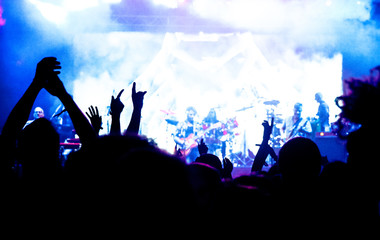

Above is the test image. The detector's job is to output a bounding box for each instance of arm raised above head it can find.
[126,82,147,135]
[2,57,61,139]
[43,60,97,147]
[110,89,124,136]
[1,57,61,174]
[251,118,275,172]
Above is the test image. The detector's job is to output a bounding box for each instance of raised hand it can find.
[42,57,97,146]
[33,57,61,89]
[86,105,103,136]
[222,157,233,179]
[126,82,147,135]
[131,82,147,110]
[197,138,208,156]
[110,89,124,116]
[2,57,62,140]
[110,89,124,136]
[262,117,274,142]
[251,117,274,172]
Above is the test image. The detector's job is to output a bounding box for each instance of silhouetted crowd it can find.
[1,57,379,236]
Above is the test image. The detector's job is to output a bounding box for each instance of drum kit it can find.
[161,99,285,166]
[162,108,240,159]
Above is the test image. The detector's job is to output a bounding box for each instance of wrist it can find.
[111,112,121,118]
[30,79,44,91]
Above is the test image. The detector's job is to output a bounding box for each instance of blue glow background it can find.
[1,0,380,153]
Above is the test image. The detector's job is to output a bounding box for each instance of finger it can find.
[117,89,124,99]
[46,58,60,68]
[41,57,57,65]
[85,112,91,119]
[271,117,274,126]
[132,82,136,95]
[45,56,57,61]
[95,106,99,116]
[90,106,95,116]
[53,65,62,70]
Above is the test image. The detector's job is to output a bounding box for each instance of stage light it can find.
[28,0,122,25]
[28,0,68,25]
[28,0,99,24]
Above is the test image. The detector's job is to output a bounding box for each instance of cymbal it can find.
[263,100,280,106]
[160,109,175,115]
[165,119,179,126]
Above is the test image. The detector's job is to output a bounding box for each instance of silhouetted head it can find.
[278,137,322,184]
[346,126,380,198]
[17,118,60,178]
[64,134,154,182]
[194,153,222,173]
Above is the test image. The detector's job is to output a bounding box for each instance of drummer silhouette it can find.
[201,108,225,158]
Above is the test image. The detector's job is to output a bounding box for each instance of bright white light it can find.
[153,0,182,9]
[62,0,99,11]
[28,0,67,25]
[72,32,343,154]
[28,0,119,25]
[191,0,372,33]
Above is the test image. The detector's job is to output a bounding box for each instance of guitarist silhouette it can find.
[173,106,203,163]
[282,102,313,141]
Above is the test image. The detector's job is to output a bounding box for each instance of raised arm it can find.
[2,57,60,140]
[44,67,97,147]
[86,105,103,136]
[126,82,147,135]
[110,89,124,136]
[251,118,274,172]
[197,138,208,156]
[1,57,60,177]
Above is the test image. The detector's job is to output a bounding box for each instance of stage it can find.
[1,0,380,160]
